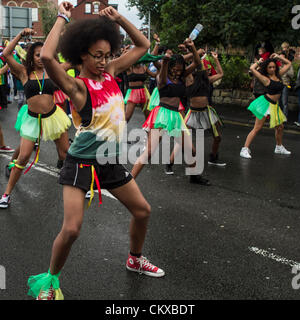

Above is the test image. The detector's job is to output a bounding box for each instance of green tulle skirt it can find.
[148,87,160,111]
[143,105,189,137]
[248,95,286,128]
[15,104,71,141]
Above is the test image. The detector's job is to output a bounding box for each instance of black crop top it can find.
[127,72,148,82]
[159,78,186,99]
[265,79,284,95]
[186,83,210,98]
[23,78,58,100]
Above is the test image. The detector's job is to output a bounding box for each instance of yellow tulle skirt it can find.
[15,104,71,141]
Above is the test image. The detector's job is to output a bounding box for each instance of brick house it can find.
[70,0,108,20]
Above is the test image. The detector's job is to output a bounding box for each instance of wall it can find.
[212,89,299,111]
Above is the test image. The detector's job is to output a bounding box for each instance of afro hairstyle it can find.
[59,16,121,66]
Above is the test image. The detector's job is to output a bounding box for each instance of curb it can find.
[221,117,300,135]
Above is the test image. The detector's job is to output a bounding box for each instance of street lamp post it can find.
[148,11,151,52]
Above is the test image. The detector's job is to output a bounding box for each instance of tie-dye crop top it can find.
[68,72,125,159]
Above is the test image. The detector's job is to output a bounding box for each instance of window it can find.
[93,3,99,14]
[85,3,91,14]
[32,8,38,22]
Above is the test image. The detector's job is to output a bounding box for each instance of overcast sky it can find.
[109,0,145,29]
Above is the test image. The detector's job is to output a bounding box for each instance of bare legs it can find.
[0,125,5,147]
[4,131,69,195]
[109,180,151,254]
[244,117,284,148]
[131,129,162,179]
[50,186,86,275]
[50,179,151,275]
[4,137,35,195]
[54,131,69,161]
[275,124,284,146]
[125,101,136,122]
[126,100,150,123]
[211,124,222,157]
[244,117,266,148]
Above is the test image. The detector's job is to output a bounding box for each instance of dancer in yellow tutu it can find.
[0,28,71,209]
[240,53,292,159]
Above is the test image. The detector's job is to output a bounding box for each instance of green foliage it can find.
[128,0,299,50]
[291,61,300,88]
[40,2,58,38]
[216,55,252,90]
[127,0,168,32]
[33,0,57,39]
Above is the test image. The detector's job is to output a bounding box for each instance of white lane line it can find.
[0,154,117,200]
[249,246,300,268]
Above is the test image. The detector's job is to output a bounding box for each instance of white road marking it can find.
[249,246,300,268]
[0,154,117,200]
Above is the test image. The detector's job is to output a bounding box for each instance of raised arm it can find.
[250,58,270,87]
[40,2,81,102]
[2,29,32,83]
[151,34,161,56]
[151,37,162,70]
[184,39,201,77]
[157,52,171,89]
[208,52,224,83]
[183,47,204,62]
[272,53,292,77]
[103,7,150,77]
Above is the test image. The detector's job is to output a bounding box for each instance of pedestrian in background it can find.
[294,66,300,127]
[279,42,295,120]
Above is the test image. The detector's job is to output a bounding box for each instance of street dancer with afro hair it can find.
[27,2,165,300]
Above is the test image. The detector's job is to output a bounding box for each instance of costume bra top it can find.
[265,79,285,95]
[159,78,186,99]
[23,78,57,100]
[127,72,148,82]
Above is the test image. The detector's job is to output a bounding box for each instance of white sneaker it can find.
[274,145,291,155]
[240,147,252,159]
[294,121,300,127]
[0,194,11,209]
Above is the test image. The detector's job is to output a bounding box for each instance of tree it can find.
[128,0,299,51]
[127,0,168,31]
[36,0,58,38]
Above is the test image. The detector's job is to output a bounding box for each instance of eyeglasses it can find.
[88,51,112,62]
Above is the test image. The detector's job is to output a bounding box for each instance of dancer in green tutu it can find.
[240,53,292,159]
[0,29,71,209]
[131,38,201,179]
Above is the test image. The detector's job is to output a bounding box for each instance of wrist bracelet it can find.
[57,13,70,23]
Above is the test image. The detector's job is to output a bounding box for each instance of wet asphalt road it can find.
[0,102,299,300]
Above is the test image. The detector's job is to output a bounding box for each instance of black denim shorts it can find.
[59,154,133,192]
